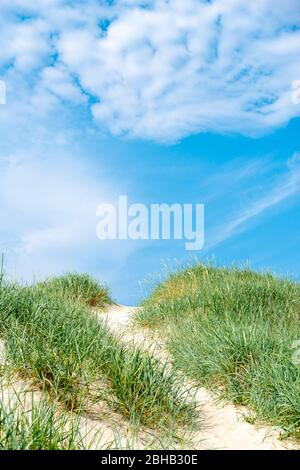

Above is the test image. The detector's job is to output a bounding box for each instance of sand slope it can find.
[0,305,297,450]
[99,304,296,450]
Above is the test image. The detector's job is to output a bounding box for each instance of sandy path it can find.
[99,304,296,450]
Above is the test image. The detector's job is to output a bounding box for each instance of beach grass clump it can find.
[39,272,111,308]
[0,274,195,433]
[135,262,300,439]
[0,395,85,450]
[103,343,195,428]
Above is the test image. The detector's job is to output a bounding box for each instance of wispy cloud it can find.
[207,153,300,249]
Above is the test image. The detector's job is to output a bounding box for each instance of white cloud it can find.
[0,0,299,141]
[19,225,76,254]
[39,64,88,104]
[0,152,137,283]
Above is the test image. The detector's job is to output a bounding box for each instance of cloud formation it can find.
[0,0,300,141]
[0,150,126,282]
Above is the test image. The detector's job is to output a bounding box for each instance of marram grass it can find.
[0,391,85,450]
[0,273,195,439]
[37,272,111,307]
[135,263,300,440]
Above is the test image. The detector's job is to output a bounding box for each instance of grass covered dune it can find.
[0,389,85,450]
[135,263,300,440]
[0,272,195,448]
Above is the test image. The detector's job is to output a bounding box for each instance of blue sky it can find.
[0,0,300,304]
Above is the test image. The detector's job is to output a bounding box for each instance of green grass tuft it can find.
[135,262,300,440]
[39,272,111,308]
[0,384,85,450]
[0,274,195,435]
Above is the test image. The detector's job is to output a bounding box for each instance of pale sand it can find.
[98,304,297,450]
